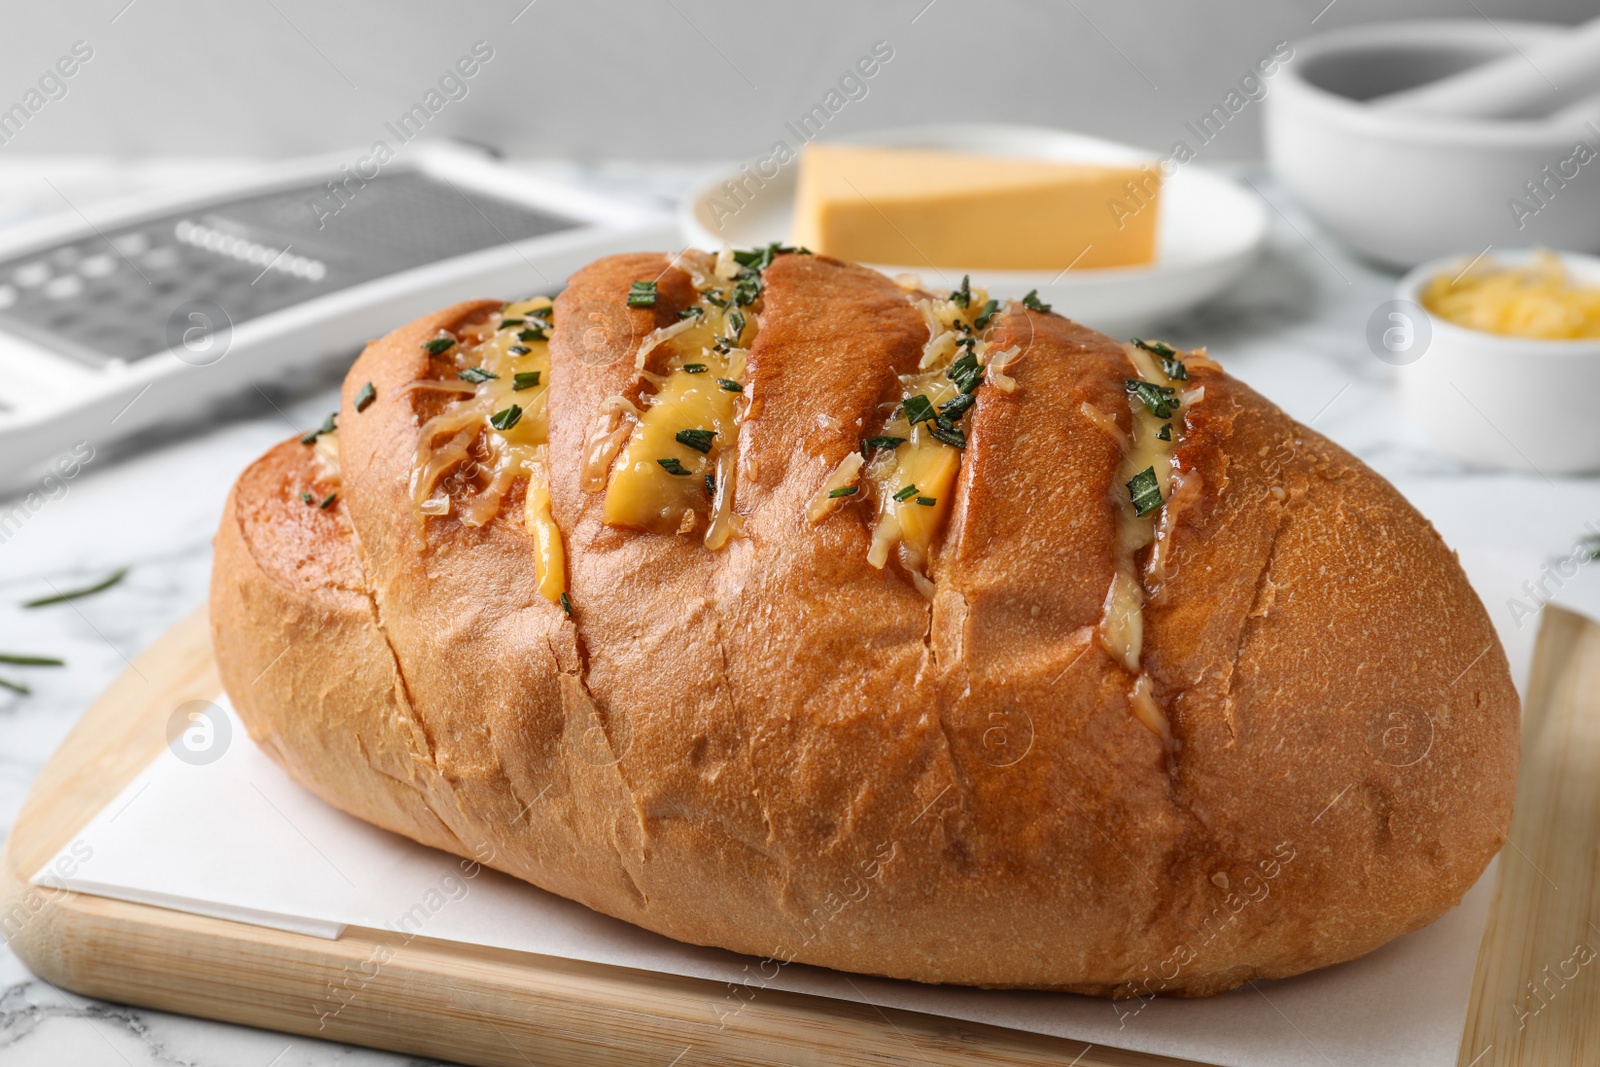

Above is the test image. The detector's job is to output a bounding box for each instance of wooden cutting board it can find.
[2,604,1596,1067]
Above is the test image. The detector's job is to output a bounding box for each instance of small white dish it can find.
[676,124,1267,334]
[1266,20,1600,268]
[1393,248,1600,474]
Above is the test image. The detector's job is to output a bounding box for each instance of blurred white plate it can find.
[677,124,1267,334]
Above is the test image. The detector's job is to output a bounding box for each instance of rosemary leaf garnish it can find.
[916,496,936,506]
[1022,289,1051,313]
[974,298,1001,329]
[458,366,498,383]
[732,242,803,271]
[929,423,967,449]
[23,568,128,608]
[675,428,717,454]
[728,311,745,336]
[518,327,548,343]
[861,435,906,459]
[319,492,338,510]
[1126,379,1179,419]
[950,275,971,308]
[1133,338,1176,357]
[490,405,523,431]
[702,289,730,309]
[423,337,456,355]
[498,318,524,329]
[301,413,337,445]
[1157,422,1172,441]
[354,381,377,413]
[513,371,542,390]
[678,306,704,319]
[657,457,692,476]
[704,473,716,496]
[893,484,919,502]
[0,653,64,666]
[716,378,742,392]
[901,394,936,425]
[1127,466,1163,517]
[829,485,860,498]
[560,592,572,617]
[948,352,984,394]
[732,275,761,307]
[938,393,976,421]
[300,491,314,504]
[509,345,531,356]
[627,280,658,308]
[0,677,29,696]
[683,363,707,373]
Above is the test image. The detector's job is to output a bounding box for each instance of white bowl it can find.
[677,123,1267,334]
[1393,249,1600,474]
[1265,20,1600,268]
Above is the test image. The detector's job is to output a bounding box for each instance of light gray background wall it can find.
[2,0,1598,163]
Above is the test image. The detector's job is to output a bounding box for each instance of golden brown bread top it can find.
[211,249,1520,995]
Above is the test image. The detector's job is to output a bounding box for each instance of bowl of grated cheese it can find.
[1394,248,1600,474]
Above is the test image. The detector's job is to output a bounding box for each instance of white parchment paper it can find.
[36,546,1584,1067]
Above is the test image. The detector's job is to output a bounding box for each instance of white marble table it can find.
[1,162,1594,1066]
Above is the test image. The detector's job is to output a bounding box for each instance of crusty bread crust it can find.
[211,253,1519,996]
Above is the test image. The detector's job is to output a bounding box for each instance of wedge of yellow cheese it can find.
[790,143,1160,271]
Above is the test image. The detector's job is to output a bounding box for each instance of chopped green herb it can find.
[23,568,128,608]
[458,366,498,383]
[354,381,377,413]
[1156,422,1172,441]
[560,592,572,617]
[1134,340,1189,381]
[1162,355,1188,381]
[732,275,761,307]
[1022,289,1051,313]
[490,405,523,431]
[518,327,548,343]
[657,457,692,476]
[948,352,984,394]
[0,677,29,696]
[916,496,936,506]
[423,337,456,355]
[732,242,804,271]
[702,289,730,309]
[319,492,338,510]
[728,311,745,336]
[1126,378,1179,419]
[678,306,704,319]
[683,363,707,373]
[716,378,742,392]
[893,484,919,502]
[861,435,906,459]
[627,280,658,308]
[300,491,314,504]
[829,485,860,499]
[704,473,716,496]
[938,393,976,421]
[1127,466,1163,517]
[973,298,1001,329]
[950,275,972,308]
[675,428,717,454]
[929,423,967,449]
[901,394,936,425]
[0,653,63,666]
[1132,338,1176,358]
[513,371,542,390]
[508,345,531,356]
[498,318,524,329]
[301,413,337,445]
